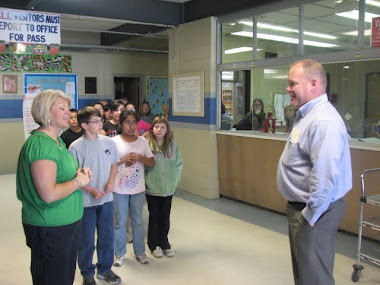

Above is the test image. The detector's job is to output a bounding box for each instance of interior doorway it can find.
[114,76,140,108]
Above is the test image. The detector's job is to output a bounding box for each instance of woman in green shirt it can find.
[16,89,92,285]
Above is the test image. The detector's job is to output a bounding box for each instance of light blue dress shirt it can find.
[277,94,352,224]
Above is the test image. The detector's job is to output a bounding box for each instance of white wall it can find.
[169,17,219,199]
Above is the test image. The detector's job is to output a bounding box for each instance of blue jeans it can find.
[114,192,146,257]
[23,219,81,285]
[78,202,114,277]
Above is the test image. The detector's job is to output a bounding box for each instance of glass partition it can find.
[221,22,253,63]
[220,59,380,144]
[256,7,299,59]
[303,0,358,55]
[220,0,380,64]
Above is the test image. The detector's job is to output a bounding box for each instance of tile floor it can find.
[1,174,379,285]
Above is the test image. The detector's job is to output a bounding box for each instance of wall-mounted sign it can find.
[172,71,204,117]
[0,8,60,45]
[371,17,380,48]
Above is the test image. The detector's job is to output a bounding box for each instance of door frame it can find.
[113,74,144,108]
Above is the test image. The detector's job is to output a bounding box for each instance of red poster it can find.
[372,17,380,48]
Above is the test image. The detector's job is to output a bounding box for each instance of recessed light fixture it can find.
[222,71,234,80]
[225,47,253,54]
[342,29,372,36]
[224,47,263,54]
[240,21,337,39]
[336,10,380,22]
[231,31,339,48]
[264,69,278,74]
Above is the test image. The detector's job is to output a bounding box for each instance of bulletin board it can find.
[172,71,204,117]
[22,73,78,139]
[146,76,168,116]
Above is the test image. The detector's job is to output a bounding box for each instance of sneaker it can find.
[136,254,150,264]
[97,270,121,285]
[83,276,96,285]
[113,255,125,267]
[163,248,175,257]
[152,246,163,258]
[127,227,133,243]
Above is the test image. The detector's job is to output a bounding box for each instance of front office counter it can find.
[216,130,380,240]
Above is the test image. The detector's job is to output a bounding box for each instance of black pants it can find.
[23,219,82,285]
[286,199,345,285]
[146,194,173,252]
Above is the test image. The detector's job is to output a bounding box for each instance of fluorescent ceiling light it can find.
[336,10,380,22]
[264,69,278,74]
[231,31,339,48]
[232,31,254,37]
[222,71,234,80]
[224,47,263,54]
[239,21,337,39]
[342,29,372,36]
[272,75,288,79]
[225,47,253,54]
[303,39,338,48]
[304,31,336,39]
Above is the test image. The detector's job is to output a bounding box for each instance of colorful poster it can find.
[0,54,72,72]
[146,76,168,116]
[22,74,77,139]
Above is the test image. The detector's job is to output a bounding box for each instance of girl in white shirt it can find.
[112,110,155,266]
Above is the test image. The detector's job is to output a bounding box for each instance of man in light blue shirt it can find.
[277,59,352,285]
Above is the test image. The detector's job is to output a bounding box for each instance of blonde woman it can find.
[17,89,91,285]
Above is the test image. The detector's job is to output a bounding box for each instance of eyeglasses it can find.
[88,119,103,124]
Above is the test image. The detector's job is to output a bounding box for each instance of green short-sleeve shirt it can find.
[16,130,83,226]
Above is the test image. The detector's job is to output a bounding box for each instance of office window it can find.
[221,59,380,143]
[85,77,97,94]
[303,1,358,55]
[256,6,299,59]
[222,22,253,63]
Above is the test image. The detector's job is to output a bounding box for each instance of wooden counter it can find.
[216,131,380,240]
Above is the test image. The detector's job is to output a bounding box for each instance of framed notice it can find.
[3,74,17,93]
[172,71,204,117]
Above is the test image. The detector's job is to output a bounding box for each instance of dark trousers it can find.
[146,194,173,252]
[286,198,345,285]
[78,202,114,277]
[23,219,82,285]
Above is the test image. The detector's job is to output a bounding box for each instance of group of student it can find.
[17,91,182,285]
[68,99,182,285]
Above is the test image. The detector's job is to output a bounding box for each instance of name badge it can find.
[290,128,300,143]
